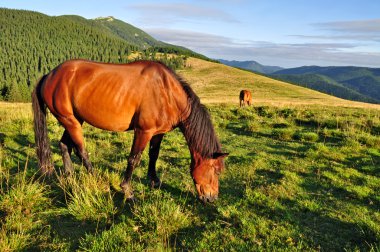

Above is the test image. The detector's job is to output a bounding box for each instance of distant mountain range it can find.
[219,59,380,104]
[218,59,283,74]
[271,66,380,104]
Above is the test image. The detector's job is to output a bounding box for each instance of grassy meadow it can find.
[0,59,380,251]
[180,58,380,109]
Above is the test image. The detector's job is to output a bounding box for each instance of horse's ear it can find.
[212,152,229,159]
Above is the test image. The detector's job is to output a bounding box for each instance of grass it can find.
[0,58,379,250]
[0,100,379,251]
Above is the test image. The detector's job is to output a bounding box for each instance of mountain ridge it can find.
[218,59,283,74]
[272,66,380,104]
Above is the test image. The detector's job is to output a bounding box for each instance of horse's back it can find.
[41,60,188,133]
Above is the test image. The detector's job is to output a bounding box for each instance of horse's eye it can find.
[214,165,221,175]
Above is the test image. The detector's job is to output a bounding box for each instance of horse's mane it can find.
[161,64,222,158]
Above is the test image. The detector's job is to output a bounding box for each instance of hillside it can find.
[93,16,163,48]
[0,8,207,102]
[219,59,283,74]
[179,58,380,109]
[272,66,380,104]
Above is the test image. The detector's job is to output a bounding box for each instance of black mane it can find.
[175,75,222,158]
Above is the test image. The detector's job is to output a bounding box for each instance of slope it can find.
[92,16,162,48]
[179,58,380,109]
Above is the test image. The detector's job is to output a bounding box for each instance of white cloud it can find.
[147,28,380,68]
[315,19,380,34]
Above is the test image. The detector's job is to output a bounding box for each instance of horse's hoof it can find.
[87,166,94,174]
[150,178,162,189]
[120,181,134,194]
[125,194,137,204]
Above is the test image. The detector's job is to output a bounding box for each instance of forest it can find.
[0,8,189,102]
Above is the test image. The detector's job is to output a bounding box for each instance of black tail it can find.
[32,75,54,176]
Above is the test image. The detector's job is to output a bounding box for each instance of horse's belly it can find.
[74,101,136,132]
[83,111,133,132]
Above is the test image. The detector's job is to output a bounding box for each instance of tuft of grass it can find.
[57,170,117,224]
[0,162,52,251]
[272,128,296,141]
[131,190,191,249]
[0,229,32,252]
[79,221,143,252]
[294,131,319,142]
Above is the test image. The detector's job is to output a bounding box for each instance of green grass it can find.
[0,102,379,251]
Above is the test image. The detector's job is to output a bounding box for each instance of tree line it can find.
[0,8,190,102]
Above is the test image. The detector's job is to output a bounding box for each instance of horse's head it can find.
[191,152,228,203]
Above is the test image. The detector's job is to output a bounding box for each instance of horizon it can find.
[1,1,380,68]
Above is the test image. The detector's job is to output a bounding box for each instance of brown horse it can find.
[32,60,227,203]
[239,90,253,107]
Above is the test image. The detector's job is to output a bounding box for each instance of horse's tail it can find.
[32,75,54,176]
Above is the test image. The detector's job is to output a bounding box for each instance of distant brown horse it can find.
[32,60,228,203]
[239,90,252,107]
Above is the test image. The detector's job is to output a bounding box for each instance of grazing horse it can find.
[239,90,253,107]
[32,60,228,203]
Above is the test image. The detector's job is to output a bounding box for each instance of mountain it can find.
[59,15,208,59]
[59,15,163,48]
[0,8,210,102]
[272,66,380,104]
[92,16,162,48]
[218,59,283,74]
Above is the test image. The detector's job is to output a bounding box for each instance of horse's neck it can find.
[179,120,200,157]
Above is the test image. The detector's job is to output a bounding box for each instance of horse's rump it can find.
[41,60,188,133]
[239,89,252,106]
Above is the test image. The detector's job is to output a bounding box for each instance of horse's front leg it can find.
[148,134,164,188]
[120,130,153,199]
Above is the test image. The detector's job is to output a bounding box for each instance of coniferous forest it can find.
[0,8,197,102]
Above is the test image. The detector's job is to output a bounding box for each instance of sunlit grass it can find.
[0,97,379,250]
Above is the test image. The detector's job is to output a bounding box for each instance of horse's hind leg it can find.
[59,130,74,174]
[148,134,164,188]
[60,116,93,173]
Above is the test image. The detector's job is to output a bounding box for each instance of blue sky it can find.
[1,0,380,68]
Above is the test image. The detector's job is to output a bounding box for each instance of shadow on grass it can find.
[301,171,380,213]
[225,122,254,137]
[344,154,380,177]
[47,214,105,250]
[254,197,377,250]
[266,142,310,158]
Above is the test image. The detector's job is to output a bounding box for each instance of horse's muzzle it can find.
[199,194,218,203]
